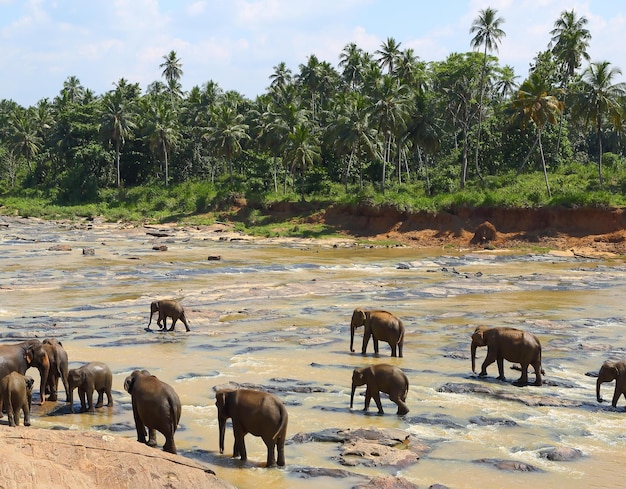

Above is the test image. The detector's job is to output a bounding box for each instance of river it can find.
[1,216,625,489]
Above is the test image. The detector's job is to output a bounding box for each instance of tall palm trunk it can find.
[537,128,551,197]
[114,138,121,188]
[597,116,604,187]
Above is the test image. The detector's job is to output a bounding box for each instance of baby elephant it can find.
[124,370,182,454]
[350,364,409,415]
[0,372,34,426]
[148,299,190,332]
[215,388,288,467]
[597,359,626,408]
[68,362,113,413]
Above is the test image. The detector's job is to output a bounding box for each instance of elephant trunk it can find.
[218,416,226,454]
[596,378,604,403]
[148,309,155,328]
[350,383,356,408]
[471,341,478,373]
[350,324,355,352]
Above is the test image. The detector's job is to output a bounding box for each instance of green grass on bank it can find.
[2,165,626,238]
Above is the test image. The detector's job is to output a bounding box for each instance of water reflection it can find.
[1,217,626,489]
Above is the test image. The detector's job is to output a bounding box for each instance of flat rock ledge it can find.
[0,427,235,489]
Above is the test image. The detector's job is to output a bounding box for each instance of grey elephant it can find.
[148,299,190,332]
[215,388,288,467]
[67,362,113,413]
[350,308,405,357]
[350,364,409,415]
[0,372,34,426]
[0,340,50,405]
[42,338,70,402]
[596,359,626,408]
[471,325,543,386]
[124,370,181,454]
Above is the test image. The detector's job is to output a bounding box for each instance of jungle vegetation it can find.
[1,7,626,223]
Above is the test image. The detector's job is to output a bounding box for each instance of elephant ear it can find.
[124,375,135,394]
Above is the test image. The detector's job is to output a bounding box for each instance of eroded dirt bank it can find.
[271,203,626,256]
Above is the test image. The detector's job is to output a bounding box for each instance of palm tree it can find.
[338,43,365,91]
[160,51,183,105]
[269,62,292,91]
[143,97,179,185]
[549,9,591,153]
[376,37,402,75]
[284,123,320,200]
[100,90,136,187]
[494,65,519,100]
[8,106,42,173]
[572,61,626,186]
[470,7,506,181]
[59,76,85,105]
[205,102,250,183]
[511,72,564,197]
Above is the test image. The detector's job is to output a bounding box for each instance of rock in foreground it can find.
[0,427,234,489]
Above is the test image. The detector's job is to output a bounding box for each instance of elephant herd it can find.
[2,302,626,470]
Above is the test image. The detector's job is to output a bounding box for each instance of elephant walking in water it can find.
[350,308,405,357]
[148,300,190,332]
[0,372,34,426]
[596,359,626,408]
[124,370,181,454]
[350,364,409,415]
[215,388,288,467]
[471,326,543,386]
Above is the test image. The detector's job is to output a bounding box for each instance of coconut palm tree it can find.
[205,102,250,183]
[100,90,136,187]
[470,7,506,181]
[8,106,42,174]
[549,9,591,153]
[143,97,179,185]
[572,61,626,186]
[160,51,183,105]
[269,62,293,92]
[376,37,402,75]
[510,72,564,197]
[283,123,320,200]
[338,42,365,91]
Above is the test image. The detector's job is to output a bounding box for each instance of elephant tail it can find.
[272,403,289,442]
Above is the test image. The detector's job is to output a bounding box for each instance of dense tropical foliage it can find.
[1,8,626,216]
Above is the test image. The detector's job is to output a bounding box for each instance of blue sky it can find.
[1,0,625,107]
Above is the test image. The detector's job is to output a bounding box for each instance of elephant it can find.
[350,364,409,415]
[0,339,50,405]
[0,372,34,426]
[471,325,543,386]
[67,362,113,413]
[42,338,70,402]
[350,308,404,357]
[596,359,626,408]
[124,370,181,454]
[215,388,288,467]
[148,299,190,332]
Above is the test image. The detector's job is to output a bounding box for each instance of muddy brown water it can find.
[1,217,626,489]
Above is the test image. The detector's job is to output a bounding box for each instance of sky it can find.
[1,0,625,107]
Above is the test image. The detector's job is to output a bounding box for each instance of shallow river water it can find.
[1,217,626,489]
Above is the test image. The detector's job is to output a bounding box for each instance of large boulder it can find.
[0,427,234,489]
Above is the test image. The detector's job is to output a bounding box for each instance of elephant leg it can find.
[181,318,190,332]
[276,436,286,467]
[163,433,177,454]
[106,389,113,407]
[390,343,397,357]
[48,375,58,401]
[390,394,409,415]
[496,356,506,381]
[612,385,622,408]
[363,386,372,411]
[147,427,158,447]
[373,337,379,354]
[361,332,371,355]
[7,405,16,427]
[78,388,87,412]
[133,409,147,443]
[264,438,277,467]
[168,318,177,332]
[234,433,247,461]
[398,342,403,358]
[86,388,95,412]
[23,402,30,427]
[532,360,543,386]
[95,389,104,408]
[480,347,497,376]
[62,376,70,403]
[372,390,384,414]
[513,363,530,386]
